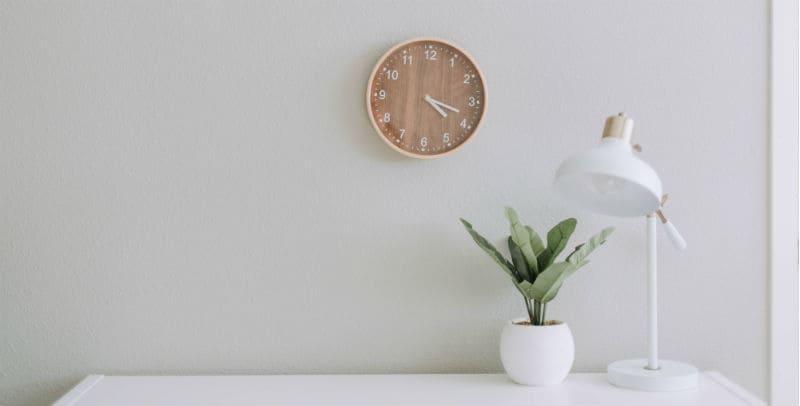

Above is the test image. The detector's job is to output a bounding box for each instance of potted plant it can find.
[460,207,614,386]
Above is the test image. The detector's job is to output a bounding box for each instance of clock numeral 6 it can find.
[378,90,386,100]
[443,133,450,143]
[385,70,399,80]
[420,137,428,148]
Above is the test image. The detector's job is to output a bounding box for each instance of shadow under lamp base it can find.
[608,359,699,391]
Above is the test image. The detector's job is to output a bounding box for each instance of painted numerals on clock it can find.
[367,39,486,158]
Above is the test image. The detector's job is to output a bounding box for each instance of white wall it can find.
[0,1,768,404]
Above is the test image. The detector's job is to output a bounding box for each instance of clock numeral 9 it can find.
[385,70,399,80]
[443,133,450,143]
[425,49,437,60]
[420,137,428,148]
[378,90,386,100]
[383,112,391,122]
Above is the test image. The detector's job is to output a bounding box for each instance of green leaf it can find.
[525,225,545,256]
[566,227,615,265]
[508,237,533,283]
[530,261,585,303]
[514,279,536,300]
[537,218,577,270]
[504,207,539,276]
[460,219,517,280]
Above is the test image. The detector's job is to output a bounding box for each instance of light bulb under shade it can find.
[554,139,663,217]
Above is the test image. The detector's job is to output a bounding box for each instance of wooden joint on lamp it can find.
[656,194,669,223]
[602,112,635,144]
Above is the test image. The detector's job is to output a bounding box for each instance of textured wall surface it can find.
[0,1,768,405]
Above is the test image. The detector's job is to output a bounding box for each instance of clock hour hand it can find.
[432,99,460,114]
[424,95,448,118]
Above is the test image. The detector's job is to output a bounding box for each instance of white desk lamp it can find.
[553,113,698,391]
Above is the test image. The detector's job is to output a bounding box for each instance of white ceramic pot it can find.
[500,318,575,386]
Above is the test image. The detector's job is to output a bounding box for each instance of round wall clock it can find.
[366,38,487,159]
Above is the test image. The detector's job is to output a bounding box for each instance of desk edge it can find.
[50,372,766,406]
[706,371,766,406]
[51,375,104,406]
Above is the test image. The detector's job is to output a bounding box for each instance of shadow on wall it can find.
[338,44,411,163]
[5,376,82,406]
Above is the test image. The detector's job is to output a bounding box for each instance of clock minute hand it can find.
[432,99,460,114]
[424,95,448,118]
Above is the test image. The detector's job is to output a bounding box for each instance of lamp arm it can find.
[662,221,687,251]
[656,208,687,251]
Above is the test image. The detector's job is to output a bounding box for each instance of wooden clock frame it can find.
[365,37,487,159]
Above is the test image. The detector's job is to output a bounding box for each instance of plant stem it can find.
[540,303,547,325]
[525,298,535,324]
[531,301,548,325]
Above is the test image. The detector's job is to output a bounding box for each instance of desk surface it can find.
[53,372,764,406]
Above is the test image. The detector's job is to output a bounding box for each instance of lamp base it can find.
[607,359,698,391]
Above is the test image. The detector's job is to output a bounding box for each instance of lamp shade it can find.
[554,117,662,217]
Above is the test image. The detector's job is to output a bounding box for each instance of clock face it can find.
[366,38,486,158]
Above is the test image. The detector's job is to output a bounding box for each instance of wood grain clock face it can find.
[366,38,486,158]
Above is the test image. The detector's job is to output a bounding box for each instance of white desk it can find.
[53,372,765,405]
